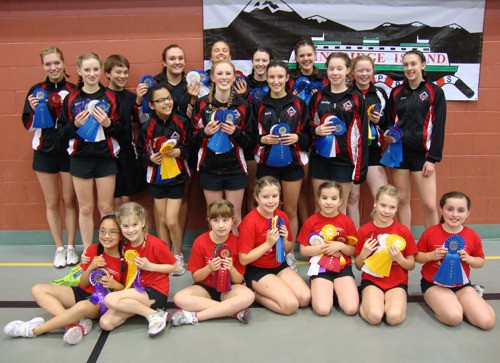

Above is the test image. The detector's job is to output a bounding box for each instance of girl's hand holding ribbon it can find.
[150,152,163,165]
[92,106,111,128]
[383,130,397,144]
[316,120,335,136]
[220,120,236,135]
[134,256,152,271]
[321,241,343,256]
[100,275,116,289]
[204,119,220,137]
[163,147,180,158]
[278,224,288,241]
[262,134,280,145]
[361,237,379,256]
[74,109,90,128]
[221,257,233,271]
[433,246,448,261]
[279,133,298,146]
[135,83,148,105]
[369,111,381,124]
[28,94,39,111]
[91,255,106,270]
[265,227,280,248]
[187,81,200,99]
[388,244,404,262]
[458,249,473,264]
[234,79,247,96]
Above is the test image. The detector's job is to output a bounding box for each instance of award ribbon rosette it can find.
[48,92,62,116]
[140,75,155,114]
[433,235,469,287]
[213,243,234,293]
[363,234,406,277]
[292,76,309,102]
[235,70,247,85]
[76,100,109,142]
[307,233,325,276]
[124,250,145,292]
[32,88,55,128]
[315,115,346,158]
[304,81,325,104]
[89,268,111,316]
[367,103,382,145]
[270,216,286,263]
[266,123,293,167]
[250,86,269,103]
[153,136,181,180]
[186,70,210,97]
[207,109,235,153]
[380,126,403,168]
[51,266,82,286]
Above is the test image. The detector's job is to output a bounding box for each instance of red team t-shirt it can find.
[297,212,357,266]
[418,224,484,284]
[238,208,291,269]
[78,243,125,294]
[355,221,418,290]
[124,233,177,297]
[187,231,245,287]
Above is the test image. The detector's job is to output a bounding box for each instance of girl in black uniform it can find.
[192,60,252,235]
[347,55,389,228]
[59,53,123,250]
[309,52,368,214]
[249,60,311,250]
[22,47,78,268]
[385,50,446,228]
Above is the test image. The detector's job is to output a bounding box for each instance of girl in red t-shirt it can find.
[298,181,358,316]
[416,191,495,330]
[238,176,311,315]
[171,200,255,326]
[355,185,418,325]
[4,215,125,344]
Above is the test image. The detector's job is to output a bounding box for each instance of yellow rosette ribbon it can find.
[363,234,406,277]
[320,224,337,241]
[159,139,181,180]
[124,250,140,290]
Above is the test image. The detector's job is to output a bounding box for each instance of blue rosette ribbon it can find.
[380,126,403,167]
[270,216,286,263]
[267,123,293,167]
[32,88,54,129]
[292,76,310,102]
[76,100,109,142]
[207,109,235,153]
[433,235,468,287]
[315,115,346,158]
[89,268,110,316]
[186,70,210,97]
[250,86,269,103]
[304,81,325,104]
[140,75,155,114]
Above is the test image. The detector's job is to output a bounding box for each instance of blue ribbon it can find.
[140,75,155,114]
[75,100,108,142]
[380,126,403,168]
[89,269,110,317]
[250,86,269,103]
[433,235,467,287]
[315,116,346,158]
[207,109,235,153]
[32,88,54,129]
[271,217,286,263]
[267,123,293,167]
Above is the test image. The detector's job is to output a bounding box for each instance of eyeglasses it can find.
[99,229,119,237]
[152,97,173,103]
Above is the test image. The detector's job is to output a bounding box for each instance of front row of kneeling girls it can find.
[4,180,495,344]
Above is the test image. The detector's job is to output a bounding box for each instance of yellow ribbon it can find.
[363,234,406,277]
[320,224,337,241]
[159,140,181,179]
[124,250,139,290]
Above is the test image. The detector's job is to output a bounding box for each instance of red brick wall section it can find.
[0,0,498,231]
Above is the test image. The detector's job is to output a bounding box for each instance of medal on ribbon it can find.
[207,109,235,153]
[367,103,382,145]
[363,234,406,277]
[140,75,155,114]
[380,126,403,168]
[32,88,55,128]
[154,136,181,180]
[266,123,293,167]
[270,216,286,263]
[213,243,234,293]
[76,100,109,142]
[307,233,325,276]
[433,235,469,287]
[186,70,210,97]
[89,268,111,316]
[124,250,145,292]
[315,115,346,158]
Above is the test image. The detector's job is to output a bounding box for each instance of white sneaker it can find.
[4,317,44,338]
[473,284,485,297]
[54,247,67,268]
[66,246,79,266]
[63,318,92,345]
[147,310,169,337]
[285,252,298,272]
[170,309,198,326]
[171,254,186,276]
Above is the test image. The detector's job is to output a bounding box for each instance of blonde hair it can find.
[208,60,236,110]
[115,202,149,235]
[40,46,70,78]
[371,184,400,219]
[76,53,102,87]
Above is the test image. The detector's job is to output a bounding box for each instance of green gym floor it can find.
[1,240,500,363]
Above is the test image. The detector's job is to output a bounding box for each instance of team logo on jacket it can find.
[419,91,429,101]
[287,107,296,117]
[341,100,353,112]
[171,131,180,141]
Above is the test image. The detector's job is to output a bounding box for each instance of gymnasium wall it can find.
[0,0,498,238]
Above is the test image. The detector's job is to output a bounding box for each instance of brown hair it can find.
[439,191,471,223]
[293,39,319,77]
[40,46,70,78]
[104,54,130,74]
[207,199,235,220]
[326,52,352,86]
[316,180,343,198]
[161,44,186,80]
[76,53,102,88]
